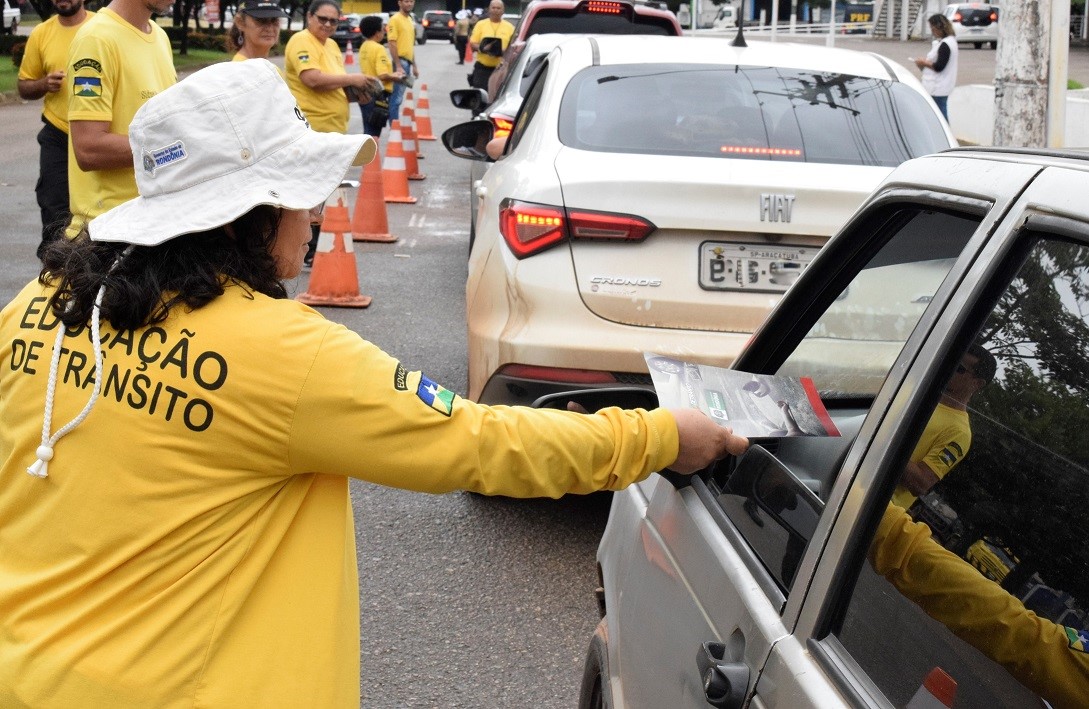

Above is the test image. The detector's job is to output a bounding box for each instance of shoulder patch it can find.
[73,57,102,73]
[73,76,102,98]
[393,363,408,391]
[298,51,310,63]
[416,375,455,417]
[1066,627,1089,653]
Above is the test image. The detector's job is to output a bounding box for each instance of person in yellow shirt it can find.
[65,0,176,237]
[386,0,419,123]
[284,0,379,266]
[16,0,94,258]
[871,504,1089,709]
[228,0,289,61]
[0,60,748,708]
[469,0,515,90]
[358,13,404,137]
[891,343,996,509]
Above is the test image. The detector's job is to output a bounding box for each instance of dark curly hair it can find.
[39,205,286,332]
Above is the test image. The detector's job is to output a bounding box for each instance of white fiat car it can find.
[444,35,955,405]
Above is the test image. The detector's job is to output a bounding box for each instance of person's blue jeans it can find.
[389,58,411,124]
[932,95,949,120]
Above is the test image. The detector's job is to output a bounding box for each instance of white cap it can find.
[89,59,376,246]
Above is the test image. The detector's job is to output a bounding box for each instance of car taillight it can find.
[989,11,997,20]
[583,0,625,14]
[499,200,566,258]
[953,11,962,20]
[351,26,360,33]
[447,19,455,27]
[567,208,655,242]
[422,18,430,26]
[499,364,618,385]
[720,145,802,157]
[491,114,514,138]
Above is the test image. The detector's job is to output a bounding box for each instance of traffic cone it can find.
[402,101,425,162]
[463,39,473,64]
[352,156,397,243]
[296,196,372,308]
[415,83,436,140]
[382,121,418,204]
[905,668,956,709]
[401,108,426,180]
[344,41,356,67]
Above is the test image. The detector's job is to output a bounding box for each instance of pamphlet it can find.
[644,353,840,438]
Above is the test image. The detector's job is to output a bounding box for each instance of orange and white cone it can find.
[352,156,397,243]
[415,83,436,140]
[402,102,425,162]
[297,196,372,308]
[401,108,426,180]
[344,41,356,67]
[382,121,418,204]
[463,39,473,64]
[905,668,956,709]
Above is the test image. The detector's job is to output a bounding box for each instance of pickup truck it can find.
[573,148,1089,709]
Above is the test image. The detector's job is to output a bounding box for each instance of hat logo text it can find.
[144,141,188,174]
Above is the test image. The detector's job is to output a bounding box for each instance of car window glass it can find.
[526,11,675,36]
[778,209,980,398]
[506,60,548,154]
[834,235,1089,708]
[558,64,950,166]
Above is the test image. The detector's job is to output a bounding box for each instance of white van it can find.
[711,5,737,29]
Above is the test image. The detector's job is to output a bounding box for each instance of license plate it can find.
[698,241,815,293]
[968,27,982,33]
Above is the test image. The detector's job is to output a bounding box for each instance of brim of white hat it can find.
[89,132,377,246]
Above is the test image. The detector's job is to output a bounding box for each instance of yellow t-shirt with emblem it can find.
[891,402,971,509]
[0,279,677,707]
[386,12,415,63]
[470,19,515,68]
[284,29,348,134]
[65,8,176,234]
[360,38,394,92]
[17,11,96,132]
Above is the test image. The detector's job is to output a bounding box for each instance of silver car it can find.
[580,148,1089,708]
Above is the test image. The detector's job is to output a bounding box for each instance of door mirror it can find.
[442,120,495,162]
[449,88,490,113]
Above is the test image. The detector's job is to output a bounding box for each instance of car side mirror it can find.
[441,120,495,162]
[450,88,490,113]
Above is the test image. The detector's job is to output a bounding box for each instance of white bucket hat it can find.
[89,59,376,246]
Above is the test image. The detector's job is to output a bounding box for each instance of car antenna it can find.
[730,0,747,47]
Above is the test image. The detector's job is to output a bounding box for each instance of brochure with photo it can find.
[644,353,840,438]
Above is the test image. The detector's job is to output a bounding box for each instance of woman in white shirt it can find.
[914,14,958,120]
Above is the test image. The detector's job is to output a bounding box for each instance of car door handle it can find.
[697,641,749,709]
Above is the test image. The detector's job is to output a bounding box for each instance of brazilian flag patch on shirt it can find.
[416,375,455,416]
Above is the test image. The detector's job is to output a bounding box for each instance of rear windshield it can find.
[558,64,950,167]
[525,9,677,36]
[953,6,997,24]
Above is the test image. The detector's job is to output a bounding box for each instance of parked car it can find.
[576,147,1089,708]
[711,4,737,29]
[422,9,455,40]
[945,2,999,49]
[487,0,682,101]
[3,0,20,35]
[332,13,364,50]
[411,11,426,44]
[443,35,954,405]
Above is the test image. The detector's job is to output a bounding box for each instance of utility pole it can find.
[993,0,1069,147]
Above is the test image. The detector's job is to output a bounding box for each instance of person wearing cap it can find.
[284,0,379,266]
[468,0,514,91]
[228,0,289,61]
[63,0,176,238]
[0,59,747,707]
[358,13,404,137]
[386,0,420,124]
[16,0,94,261]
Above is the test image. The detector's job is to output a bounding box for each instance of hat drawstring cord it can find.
[28,246,133,479]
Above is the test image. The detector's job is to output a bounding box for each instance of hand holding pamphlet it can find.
[644,353,840,438]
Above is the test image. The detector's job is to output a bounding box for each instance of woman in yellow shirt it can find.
[228,0,288,61]
[284,0,379,265]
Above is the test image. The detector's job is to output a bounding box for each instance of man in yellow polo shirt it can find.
[17,0,94,258]
[469,0,514,90]
[386,0,419,124]
[358,13,404,137]
[65,0,176,236]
